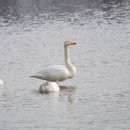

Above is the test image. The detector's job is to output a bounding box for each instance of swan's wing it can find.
[32,65,70,81]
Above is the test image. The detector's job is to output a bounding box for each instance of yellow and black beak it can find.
[68,41,77,45]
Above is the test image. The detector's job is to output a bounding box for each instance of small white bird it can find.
[31,40,77,84]
[39,82,60,93]
[0,79,4,86]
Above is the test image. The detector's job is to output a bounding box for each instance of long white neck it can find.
[64,45,71,67]
[64,45,76,77]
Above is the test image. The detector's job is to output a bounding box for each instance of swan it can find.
[39,81,60,93]
[0,79,4,85]
[31,40,77,83]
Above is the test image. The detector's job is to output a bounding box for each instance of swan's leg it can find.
[56,81,60,86]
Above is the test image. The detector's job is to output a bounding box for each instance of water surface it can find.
[0,0,130,130]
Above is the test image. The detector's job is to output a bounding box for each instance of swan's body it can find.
[33,65,74,82]
[39,82,60,92]
[0,79,3,85]
[31,41,76,83]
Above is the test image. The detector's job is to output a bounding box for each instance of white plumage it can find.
[0,79,4,86]
[39,82,60,93]
[31,41,77,83]
[33,65,70,82]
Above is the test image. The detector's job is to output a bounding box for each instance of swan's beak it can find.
[72,42,77,45]
[69,41,77,45]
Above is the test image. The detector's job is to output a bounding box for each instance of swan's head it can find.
[64,40,77,47]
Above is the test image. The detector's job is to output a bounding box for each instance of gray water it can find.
[0,0,130,130]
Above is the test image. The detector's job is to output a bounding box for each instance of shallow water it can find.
[0,0,130,130]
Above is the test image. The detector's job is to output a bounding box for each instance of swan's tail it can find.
[30,75,44,80]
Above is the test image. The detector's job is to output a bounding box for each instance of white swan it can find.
[31,40,77,83]
[39,82,60,93]
[0,79,4,85]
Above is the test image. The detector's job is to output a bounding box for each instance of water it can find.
[0,0,130,129]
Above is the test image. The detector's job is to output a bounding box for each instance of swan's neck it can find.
[64,45,76,77]
[64,46,71,66]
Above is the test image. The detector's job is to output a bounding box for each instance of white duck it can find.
[0,79,4,86]
[39,81,60,93]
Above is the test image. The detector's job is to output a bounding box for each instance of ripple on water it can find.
[0,0,130,130]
